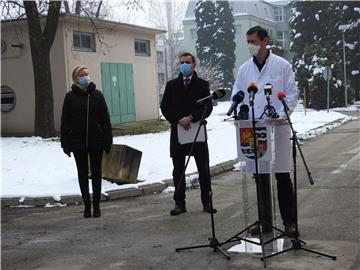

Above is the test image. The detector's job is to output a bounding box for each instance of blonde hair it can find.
[72,65,88,82]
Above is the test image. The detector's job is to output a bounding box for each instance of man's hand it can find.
[104,145,111,154]
[178,115,193,130]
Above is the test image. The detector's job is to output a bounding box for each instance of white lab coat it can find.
[232,52,299,173]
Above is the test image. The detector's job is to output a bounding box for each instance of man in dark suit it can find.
[160,52,216,216]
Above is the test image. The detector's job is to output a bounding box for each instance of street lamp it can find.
[338,24,350,107]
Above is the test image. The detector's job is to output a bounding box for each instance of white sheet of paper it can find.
[177,122,206,144]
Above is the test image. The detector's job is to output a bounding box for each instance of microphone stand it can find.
[175,103,230,260]
[263,107,336,261]
[220,100,286,268]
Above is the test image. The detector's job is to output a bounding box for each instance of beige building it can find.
[1,14,165,135]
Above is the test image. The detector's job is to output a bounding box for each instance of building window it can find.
[273,7,284,22]
[277,31,287,47]
[73,31,95,51]
[1,86,16,112]
[157,51,164,63]
[190,29,197,39]
[235,25,242,38]
[1,39,6,54]
[135,39,151,56]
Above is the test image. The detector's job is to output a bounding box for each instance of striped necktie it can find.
[184,78,190,89]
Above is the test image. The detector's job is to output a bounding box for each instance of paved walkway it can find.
[1,111,359,270]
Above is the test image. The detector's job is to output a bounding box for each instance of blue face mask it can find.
[180,63,193,76]
[78,75,91,86]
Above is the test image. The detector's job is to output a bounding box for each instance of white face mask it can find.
[248,43,260,56]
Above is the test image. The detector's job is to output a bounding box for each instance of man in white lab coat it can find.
[232,26,298,237]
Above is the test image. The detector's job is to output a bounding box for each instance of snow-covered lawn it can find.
[1,102,355,200]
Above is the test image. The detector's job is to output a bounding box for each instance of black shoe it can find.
[203,204,217,214]
[170,205,187,216]
[84,205,91,218]
[285,223,299,238]
[93,206,101,218]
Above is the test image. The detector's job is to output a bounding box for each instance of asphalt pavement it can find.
[1,111,359,270]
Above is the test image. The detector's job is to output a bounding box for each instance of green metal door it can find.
[101,62,136,124]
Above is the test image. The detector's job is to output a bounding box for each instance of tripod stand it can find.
[263,104,337,261]
[259,95,279,119]
[175,103,230,260]
[220,101,286,268]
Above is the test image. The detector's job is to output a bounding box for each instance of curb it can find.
[1,159,237,208]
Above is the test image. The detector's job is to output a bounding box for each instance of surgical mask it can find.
[180,63,193,76]
[248,43,260,56]
[78,75,91,86]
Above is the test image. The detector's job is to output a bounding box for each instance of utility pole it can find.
[339,24,350,107]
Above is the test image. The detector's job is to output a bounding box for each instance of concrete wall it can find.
[1,20,67,135]
[62,16,160,123]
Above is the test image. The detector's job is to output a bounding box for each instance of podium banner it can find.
[236,120,271,162]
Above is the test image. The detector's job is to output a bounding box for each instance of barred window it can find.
[73,31,96,51]
[135,39,150,56]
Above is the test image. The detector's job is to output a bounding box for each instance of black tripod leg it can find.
[264,245,337,260]
[176,244,213,251]
[300,247,337,260]
[176,241,230,260]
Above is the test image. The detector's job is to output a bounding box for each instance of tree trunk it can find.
[24,0,61,138]
[95,1,102,18]
[75,1,81,14]
[63,1,70,14]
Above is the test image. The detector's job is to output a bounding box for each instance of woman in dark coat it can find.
[61,65,113,218]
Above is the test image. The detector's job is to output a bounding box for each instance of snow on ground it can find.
[1,102,356,200]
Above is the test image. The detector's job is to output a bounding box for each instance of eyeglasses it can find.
[180,61,192,64]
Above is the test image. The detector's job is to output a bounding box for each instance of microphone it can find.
[277,91,290,111]
[247,83,258,106]
[227,90,245,116]
[238,104,249,120]
[264,83,272,100]
[196,89,226,105]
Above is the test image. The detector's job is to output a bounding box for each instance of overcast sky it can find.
[115,0,278,29]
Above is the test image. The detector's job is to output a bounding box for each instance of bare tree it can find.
[75,0,81,14]
[63,0,71,14]
[24,0,61,137]
[196,61,224,93]
[146,0,185,80]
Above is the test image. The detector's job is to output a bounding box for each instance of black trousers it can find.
[73,149,103,207]
[257,173,296,226]
[172,152,211,207]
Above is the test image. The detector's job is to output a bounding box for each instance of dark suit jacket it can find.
[160,71,213,157]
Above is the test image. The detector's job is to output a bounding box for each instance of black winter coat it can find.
[60,82,113,152]
[160,71,213,157]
